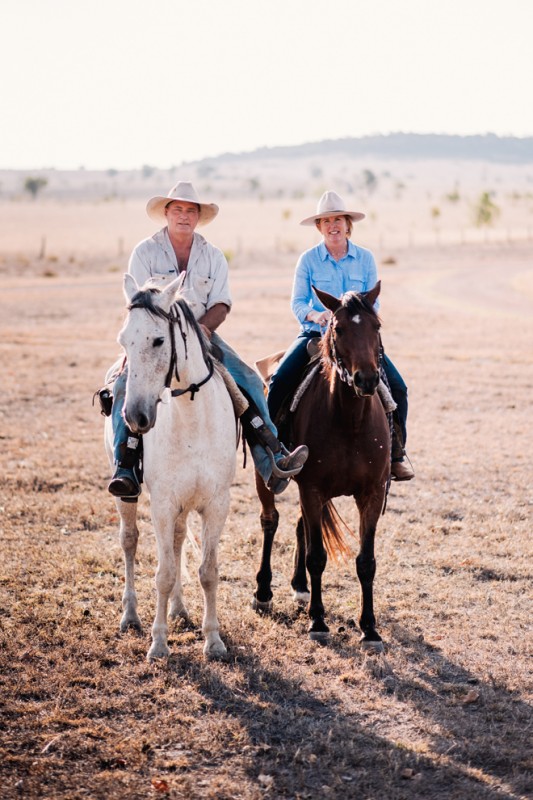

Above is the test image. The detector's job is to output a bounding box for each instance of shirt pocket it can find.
[346,271,365,293]
[309,271,334,294]
[192,275,214,309]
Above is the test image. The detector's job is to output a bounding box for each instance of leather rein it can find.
[129,299,215,401]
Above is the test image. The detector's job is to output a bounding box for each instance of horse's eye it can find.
[153,337,165,348]
[335,326,344,337]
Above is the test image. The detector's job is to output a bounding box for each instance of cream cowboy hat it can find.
[300,190,365,226]
[146,181,219,226]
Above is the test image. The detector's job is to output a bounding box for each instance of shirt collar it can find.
[154,228,207,260]
[318,240,358,262]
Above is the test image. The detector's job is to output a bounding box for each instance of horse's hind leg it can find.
[355,493,385,651]
[117,499,142,633]
[291,515,310,604]
[199,495,230,659]
[252,469,279,612]
[169,513,190,622]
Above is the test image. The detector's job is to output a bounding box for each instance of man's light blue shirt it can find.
[291,240,379,332]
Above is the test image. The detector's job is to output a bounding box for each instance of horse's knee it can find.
[199,562,219,592]
[306,548,327,576]
[155,562,176,596]
[356,554,376,581]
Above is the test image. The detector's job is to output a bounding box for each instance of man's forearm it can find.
[198,303,229,334]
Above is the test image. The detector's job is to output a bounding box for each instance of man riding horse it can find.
[104,182,308,499]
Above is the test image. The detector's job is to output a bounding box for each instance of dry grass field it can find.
[1,197,532,799]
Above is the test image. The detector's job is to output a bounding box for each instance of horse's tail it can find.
[322,500,354,562]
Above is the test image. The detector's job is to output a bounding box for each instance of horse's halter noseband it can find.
[129,299,214,401]
[324,306,383,388]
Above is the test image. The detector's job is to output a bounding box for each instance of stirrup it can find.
[266,446,306,479]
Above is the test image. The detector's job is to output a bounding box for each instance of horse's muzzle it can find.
[353,369,380,397]
[124,404,157,435]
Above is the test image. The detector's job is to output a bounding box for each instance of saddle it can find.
[254,342,399,463]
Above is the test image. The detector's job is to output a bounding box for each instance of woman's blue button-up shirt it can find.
[291,240,379,333]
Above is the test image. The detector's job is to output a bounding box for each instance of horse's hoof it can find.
[292,590,310,605]
[147,643,171,661]
[309,630,330,643]
[309,619,330,643]
[169,606,190,622]
[360,637,384,653]
[204,638,227,660]
[252,596,273,614]
[120,616,142,634]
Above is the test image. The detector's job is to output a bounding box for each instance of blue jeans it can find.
[111,334,279,484]
[211,333,279,482]
[267,332,320,423]
[382,354,408,448]
[267,333,408,448]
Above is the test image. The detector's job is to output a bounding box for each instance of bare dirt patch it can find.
[1,233,532,799]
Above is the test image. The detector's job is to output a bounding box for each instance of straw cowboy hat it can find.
[146,181,219,226]
[300,190,365,226]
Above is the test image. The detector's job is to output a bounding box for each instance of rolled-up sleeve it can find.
[206,248,232,310]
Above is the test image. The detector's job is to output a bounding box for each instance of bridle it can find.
[129,298,215,401]
[324,307,383,388]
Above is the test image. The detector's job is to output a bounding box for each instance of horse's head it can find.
[118,273,185,434]
[316,282,382,397]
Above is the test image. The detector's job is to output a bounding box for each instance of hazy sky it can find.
[3,0,532,169]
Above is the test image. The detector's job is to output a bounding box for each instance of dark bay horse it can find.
[253,282,390,649]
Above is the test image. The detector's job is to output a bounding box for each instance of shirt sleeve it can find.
[205,248,232,311]
[128,242,152,287]
[291,252,313,324]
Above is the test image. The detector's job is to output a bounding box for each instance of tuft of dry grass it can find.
[1,240,532,799]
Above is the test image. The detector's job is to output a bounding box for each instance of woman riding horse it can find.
[267,190,414,481]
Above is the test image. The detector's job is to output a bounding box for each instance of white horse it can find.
[104,274,237,661]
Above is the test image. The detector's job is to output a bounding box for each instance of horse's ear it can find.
[159,274,186,311]
[364,280,381,307]
[123,273,139,303]
[312,285,341,313]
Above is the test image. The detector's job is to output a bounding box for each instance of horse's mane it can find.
[342,291,381,325]
[128,287,213,365]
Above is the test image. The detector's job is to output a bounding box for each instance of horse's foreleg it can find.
[291,515,310,604]
[355,493,385,651]
[300,491,328,641]
[252,469,279,613]
[199,496,229,659]
[169,513,190,622]
[147,517,176,661]
[117,499,142,633]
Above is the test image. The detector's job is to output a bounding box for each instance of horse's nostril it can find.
[138,413,149,430]
[354,370,380,394]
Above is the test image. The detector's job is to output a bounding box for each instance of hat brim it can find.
[300,210,365,226]
[146,196,219,226]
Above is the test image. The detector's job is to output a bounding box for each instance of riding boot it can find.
[390,414,414,481]
[108,377,142,500]
[240,406,308,493]
[108,433,143,499]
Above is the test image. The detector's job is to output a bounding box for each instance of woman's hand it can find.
[307,309,332,327]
